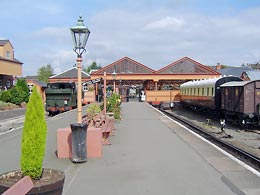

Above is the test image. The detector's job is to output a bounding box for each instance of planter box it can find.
[57,126,102,159]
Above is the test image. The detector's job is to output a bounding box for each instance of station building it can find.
[90,56,220,104]
[49,56,220,104]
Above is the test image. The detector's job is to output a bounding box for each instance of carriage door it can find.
[255,81,260,114]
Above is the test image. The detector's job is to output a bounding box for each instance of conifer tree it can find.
[20,86,47,179]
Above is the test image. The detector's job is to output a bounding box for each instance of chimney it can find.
[216,63,222,70]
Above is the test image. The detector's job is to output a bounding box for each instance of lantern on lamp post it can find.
[69,16,90,163]
[112,69,117,93]
[71,16,90,123]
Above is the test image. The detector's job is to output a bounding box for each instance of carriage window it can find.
[225,88,228,96]
[235,88,238,96]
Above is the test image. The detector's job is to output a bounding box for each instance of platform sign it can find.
[83,77,102,86]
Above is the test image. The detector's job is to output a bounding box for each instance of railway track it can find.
[159,107,260,172]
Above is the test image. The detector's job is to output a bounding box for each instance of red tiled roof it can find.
[92,57,156,75]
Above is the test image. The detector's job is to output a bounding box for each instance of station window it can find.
[83,85,88,91]
[27,84,34,94]
[6,51,11,59]
[6,80,11,88]
[202,88,204,96]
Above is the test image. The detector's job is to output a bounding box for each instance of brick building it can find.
[0,40,23,90]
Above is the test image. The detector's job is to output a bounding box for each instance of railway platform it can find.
[0,102,259,195]
[63,102,260,195]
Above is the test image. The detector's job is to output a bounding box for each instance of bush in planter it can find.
[86,103,101,124]
[106,93,121,119]
[20,86,47,179]
[0,86,65,195]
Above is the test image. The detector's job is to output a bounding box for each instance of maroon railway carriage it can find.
[220,80,260,125]
[180,76,242,111]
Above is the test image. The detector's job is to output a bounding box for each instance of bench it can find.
[92,112,113,145]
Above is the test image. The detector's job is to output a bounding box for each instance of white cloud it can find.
[14,5,260,75]
[34,3,64,15]
[143,16,185,31]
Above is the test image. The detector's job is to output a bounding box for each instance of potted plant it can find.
[106,93,121,119]
[86,103,101,125]
[0,86,65,194]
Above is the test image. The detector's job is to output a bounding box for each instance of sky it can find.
[1,0,260,76]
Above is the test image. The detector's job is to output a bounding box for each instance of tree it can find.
[20,86,47,179]
[16,78,30,103]
[85,61,102,73]
[37,64,53,83]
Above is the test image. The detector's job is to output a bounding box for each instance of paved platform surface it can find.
[63,102,260,195]
[0,102,259,195]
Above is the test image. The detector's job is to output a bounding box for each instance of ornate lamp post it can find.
[112,69,117,93]
[104,72,107,114]
[71,16,90,123]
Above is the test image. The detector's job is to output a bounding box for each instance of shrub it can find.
[86,103,101,121]
[16,78,30,103]
[106,93,121,119]
[9,86,23,105]
[0,78,29,105]
[0,90,11,102]
[20,86,47,179]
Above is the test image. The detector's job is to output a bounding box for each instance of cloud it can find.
[9,3,260,76]
[29,27,70,45]
[143,16,185,31]
[86,7,260,69]
[34,3,64,15]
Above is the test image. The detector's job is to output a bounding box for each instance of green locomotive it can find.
[45,82,78,116]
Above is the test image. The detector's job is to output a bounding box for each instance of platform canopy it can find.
[156,57,219,75]
[90,56,220,83]
[92,56,155,75]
